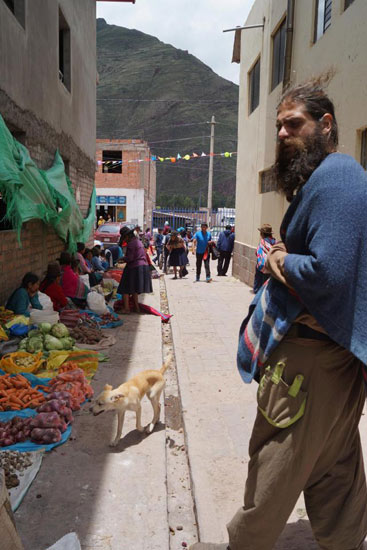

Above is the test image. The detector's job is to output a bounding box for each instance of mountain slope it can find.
[97,18,238,207]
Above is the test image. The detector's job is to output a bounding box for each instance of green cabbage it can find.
[18,338,28,351]
[26,337,44,353]
[44,335,64,351]
[39,322,52,334]
[50,323,70,339]
[58,337,75,350]
[28,329,41,339]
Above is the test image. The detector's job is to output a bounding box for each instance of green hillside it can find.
[97,18,238,208]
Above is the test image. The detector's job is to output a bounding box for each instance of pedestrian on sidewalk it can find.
[192,222,213,282]
[191,79,367,550]
[152,228,164,266]
[217,225,235,276]
[166,230,188,279]
[117,226,152,314]
[253,224,276,293]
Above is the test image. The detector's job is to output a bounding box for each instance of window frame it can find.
[58,8,71,92]
[102,150,123,174]
[314,0,332,42]
[248,56,261,115]
[271,17,287,92]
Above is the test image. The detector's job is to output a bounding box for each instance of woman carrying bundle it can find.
[167,230,188,279]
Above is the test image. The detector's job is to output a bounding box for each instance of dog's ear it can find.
[112,393,125,401]
[104,384,113,391]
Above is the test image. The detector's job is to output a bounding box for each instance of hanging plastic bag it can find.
[37,292,54,311]
[86,291,108,315]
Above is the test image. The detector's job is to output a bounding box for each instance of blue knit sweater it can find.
[282,153,367,364]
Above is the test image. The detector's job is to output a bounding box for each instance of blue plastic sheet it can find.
[0,370,72,451]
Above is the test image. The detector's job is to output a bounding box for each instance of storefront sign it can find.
[96,195,126,205]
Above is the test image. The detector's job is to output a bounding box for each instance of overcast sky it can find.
[97,0,256,84]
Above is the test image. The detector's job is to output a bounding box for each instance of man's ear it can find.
[320,113,333,137]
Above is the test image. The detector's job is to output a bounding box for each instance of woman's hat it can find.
[258,223,273,235]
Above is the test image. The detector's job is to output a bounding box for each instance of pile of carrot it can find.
[58,361,79,374]
[0,373,47,411]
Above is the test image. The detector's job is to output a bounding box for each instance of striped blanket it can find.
[237,278,303,383]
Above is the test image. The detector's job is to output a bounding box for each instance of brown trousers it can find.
[227,331,367,550]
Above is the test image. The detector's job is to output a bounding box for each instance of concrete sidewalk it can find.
[16,279,169,550]
[165,259,337,550]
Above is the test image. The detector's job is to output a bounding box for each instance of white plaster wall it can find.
[97,187,145,228]
[235,0,367,247]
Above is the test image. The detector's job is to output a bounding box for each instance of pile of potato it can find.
[0,450,33,489]
[70,325,103,344]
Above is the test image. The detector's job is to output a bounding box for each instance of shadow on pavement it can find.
[109,421,165,453]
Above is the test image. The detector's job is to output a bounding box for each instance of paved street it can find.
[15,262,367,549]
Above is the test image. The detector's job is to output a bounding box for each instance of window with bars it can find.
[249,58,260,114]
[271,18,286,91]
[361,129,367,171]
[314,0,332,42]
[259,168,277,194]
[344,0,355,9]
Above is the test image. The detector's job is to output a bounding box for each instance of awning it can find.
[232,29,241,64]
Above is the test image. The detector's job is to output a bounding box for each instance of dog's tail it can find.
[160,353,173,374]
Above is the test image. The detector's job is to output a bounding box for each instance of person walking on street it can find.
[162,229,171,274]
[253,224,276,293]
[152,228,164,267]
[166,230,188,279]
[190,79,367,550]
[192,222,213,282]
[217,225,235,276]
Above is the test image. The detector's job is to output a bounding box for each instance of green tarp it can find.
[0,114,96,252]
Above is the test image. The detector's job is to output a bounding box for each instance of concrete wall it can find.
[0,0,96,305]
[233,0,367,285]
[95,139,157,230]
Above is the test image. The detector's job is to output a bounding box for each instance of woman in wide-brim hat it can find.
[117,226,153,313]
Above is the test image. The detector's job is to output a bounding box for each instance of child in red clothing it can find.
[39,262,68,312]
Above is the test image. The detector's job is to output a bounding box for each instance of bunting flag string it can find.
[97,150,237,166]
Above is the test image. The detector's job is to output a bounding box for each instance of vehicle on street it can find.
[94,222,135,245]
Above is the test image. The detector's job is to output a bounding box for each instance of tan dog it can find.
[92,354,172,447]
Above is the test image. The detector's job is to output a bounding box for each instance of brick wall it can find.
[0,150,95,307]
[232,240,256,287]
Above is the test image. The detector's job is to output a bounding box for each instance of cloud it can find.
[96,0,256,83]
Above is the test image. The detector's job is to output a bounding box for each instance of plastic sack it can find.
[37,292,54,311]
[0,351,45,374]
[80,274,90,289]
[30,309,59,325]
[87,291,108,315]
[45,532,81,550]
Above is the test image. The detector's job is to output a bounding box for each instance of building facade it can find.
[95,139,156,229]
[0,0,96,304]
[233,0,367,285]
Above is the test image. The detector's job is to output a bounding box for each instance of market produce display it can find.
[70,325,103,344]
[0,450,33,489]
[0,351,45,374]
[18,323,75,353]
[46,368,93,410]
[0,416,33,447]
[0,373,46,411]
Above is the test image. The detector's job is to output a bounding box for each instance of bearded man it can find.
[191,81,367,550]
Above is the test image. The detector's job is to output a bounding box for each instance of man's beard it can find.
[273,128,330,202]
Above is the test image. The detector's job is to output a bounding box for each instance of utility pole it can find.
[207,115,216,225]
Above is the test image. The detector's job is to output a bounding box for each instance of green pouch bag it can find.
[257,361,307,428]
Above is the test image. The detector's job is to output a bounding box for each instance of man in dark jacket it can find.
[216,225,235,276]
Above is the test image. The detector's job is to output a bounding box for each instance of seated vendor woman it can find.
[40,262,68,312]
[6,272,43,316]
[59,251,89,308]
